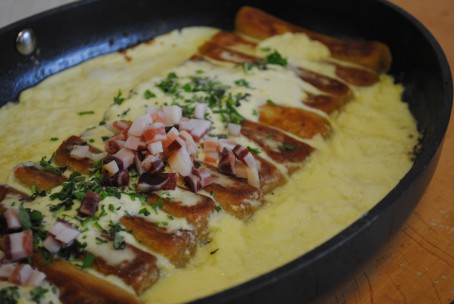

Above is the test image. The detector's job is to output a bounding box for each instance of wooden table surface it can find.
[317,0,454,303]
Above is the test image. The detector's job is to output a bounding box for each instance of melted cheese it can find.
[0,29,418,304]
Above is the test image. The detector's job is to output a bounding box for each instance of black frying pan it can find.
[0,0,452,303]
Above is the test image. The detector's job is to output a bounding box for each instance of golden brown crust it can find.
[235,6,392,72]
[259,103,331,139]
[240,120,314,174]
[53,135,101,175]
[13,165,67,192]
[89,244,160,295]
[201,164,264,221]
[32,256,142,304]
[147,190,215,244]
[120,216,196,268]
[333,63,379,87]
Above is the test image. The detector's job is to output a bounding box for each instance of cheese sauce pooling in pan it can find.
[0,27,418,303]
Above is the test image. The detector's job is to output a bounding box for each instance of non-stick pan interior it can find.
[0,0,451,303]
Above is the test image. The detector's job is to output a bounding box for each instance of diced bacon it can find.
[9,263,33,285]
[142,154,164,173]
[168,147,193,177]
[106,120,131,134]
[137,173,177,193]
[105,138,125,154]
[203,137,219,153]
[4,208,21,230]
[26,268,46,287]
[112,148,135,169]
[124,135,145,151]
[5,230,33,261]
[184,174,202,192]
[128,114,153,137]
[179,131,198,157]
[194,103,208,119]
[70,145,90,160]
[227,123,241,136]
[79,192,101,217]
[162,105,183,126]
[204,152,219,165]
[235,159,248,179]
[162,127,179,149]
[88,151,108,162]
[147,141,163,154]
[103,169,130,187]
[189,119,211,142]
[218,139,237,152]
[218,148,236,176]
[134,154,146,176]
[179,118,197,132]
[49,221,79,246]
[143,123,166,143]
[233,145,257,167]
[192,167,213,187]
[0,264,15,279]
[102,160,120,176]
[43,235,62,253]
[167,137,186,154]
[150,109,167,124]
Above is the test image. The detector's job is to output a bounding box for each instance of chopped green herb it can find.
[260,47,271,52]
[18,203,32,229]
[108,204,115,212]
[101,136,111,142]
[167,214,174,220]
[40,157,66,175]
[88,138,95,143]
[30,286,48,302]
[50,137,59,141]
[266,99,276,105]
[138,207,150,216]
[77,111,95,116]
[234,79,250,88]
[81,253,94,269]
[96,237,108,244]
[113,233,125,250]
[247,146,261,154]
[214,205,222,212]
[113,90,125,105]
[151,199,164,214]
[144,89,156,99]
[278,144,296,151]
[265,50,288,66]
[0,286,20,303]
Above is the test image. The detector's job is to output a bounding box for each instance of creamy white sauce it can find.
[0,29,418,304]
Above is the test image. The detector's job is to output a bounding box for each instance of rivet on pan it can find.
[16,29,37,56]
